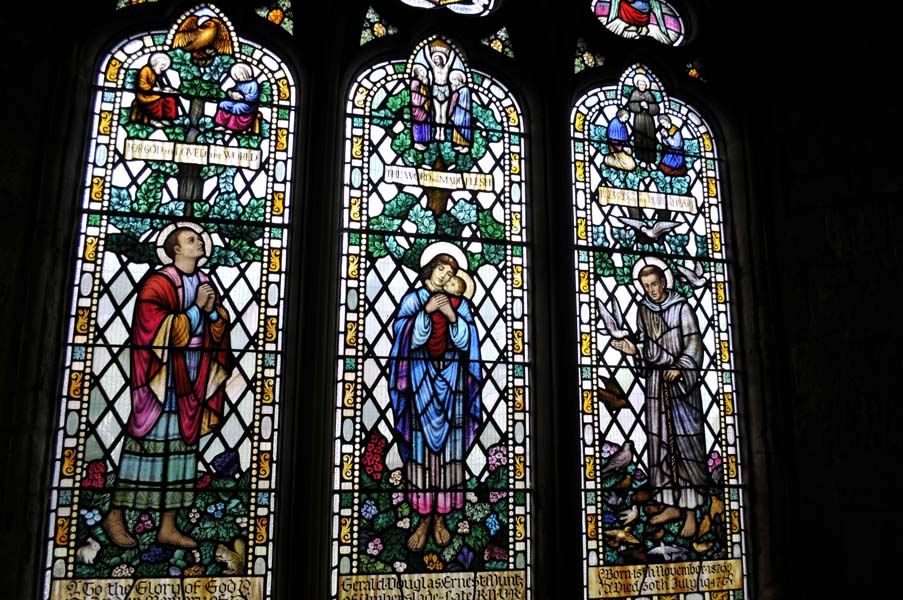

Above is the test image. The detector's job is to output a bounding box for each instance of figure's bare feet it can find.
[157,510,197,548]
[648,506,681,526]
[679,510,697,538]
[156,529,198,548]
[433,515,451,547]
[407,515,432,552]
[102,508,137,548]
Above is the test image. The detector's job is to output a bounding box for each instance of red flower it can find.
[363,431,388,481]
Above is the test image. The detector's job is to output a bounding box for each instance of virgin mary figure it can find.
[388,244,482,551]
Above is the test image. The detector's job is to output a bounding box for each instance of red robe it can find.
[128,265,232,445]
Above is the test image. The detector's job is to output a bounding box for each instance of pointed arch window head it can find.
[332,34,532,599]
[593,1,686,46]
[400,0,500,17]
[571,64,748,598]
[43,4,298,599]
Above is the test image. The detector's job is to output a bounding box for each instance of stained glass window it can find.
[43,5,297,599]
[332,35,531,599]
[116,0,158,9]
[571,65,748,598]
[399,0,499,17]
[592,1,686,46]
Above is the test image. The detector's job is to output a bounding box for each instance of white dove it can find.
[595,297,630,339]
[617,217,681,240]
[647,541,689,562]
[618,504,639,525]
[675,261,709,288]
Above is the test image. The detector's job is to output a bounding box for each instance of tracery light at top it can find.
[593,1,685,46]
[400,0,499,17]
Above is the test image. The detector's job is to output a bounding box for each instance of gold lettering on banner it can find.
[269,249,282,272]
[278,78,290,100]
[208,146,261,169]
[584,456,596,479]
[589,560,743,598]
[175,143,208,165]
[583,390,594,414]
[273,192,284,215]
[124,139,174,162]
[262,378,274,404]
[598,186,697,214]
[105,58,121,82]
[383,165,494,191]
[575,112,585,133]
[338,570,526,600]
[50,576,264,600]
[90,177,104,202]
[343,382,356,408]
[98,111,112,135]
[84,237,98,262]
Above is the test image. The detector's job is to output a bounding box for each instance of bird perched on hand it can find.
[601,440,634,473]
[173,16,234,66]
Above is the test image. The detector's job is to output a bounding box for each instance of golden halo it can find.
[454,269,476,300]
[631,256,673,295]
[155,222,212,267]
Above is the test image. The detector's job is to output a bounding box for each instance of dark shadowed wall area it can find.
[1,2,899,598]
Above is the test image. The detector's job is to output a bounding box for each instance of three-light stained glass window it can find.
[331,35,532,599]
[44,5,296,599]
[571,65,748,598]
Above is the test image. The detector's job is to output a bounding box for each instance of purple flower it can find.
[367,538,383,556]
[487,446,508,471]
[490,491,506,503]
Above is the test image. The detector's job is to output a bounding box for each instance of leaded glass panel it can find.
[332,35,532,600]
[571,65,748,599]
[43,5,297,599]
